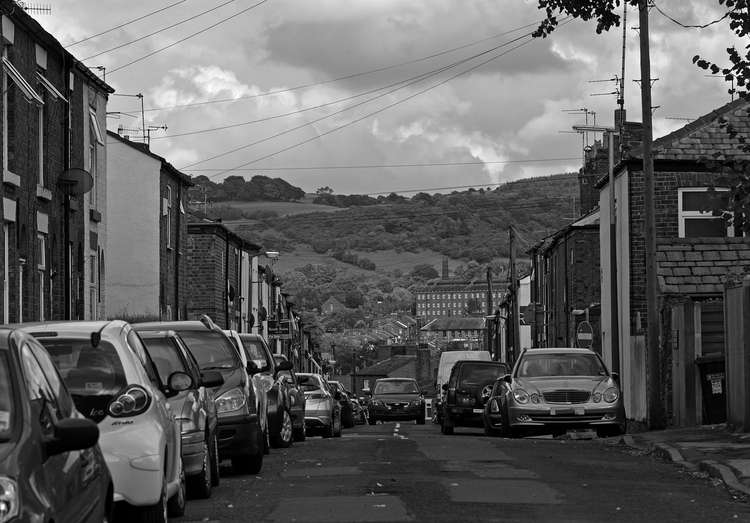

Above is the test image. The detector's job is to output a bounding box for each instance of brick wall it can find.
[159,171,190,319]
[186,230,225,325]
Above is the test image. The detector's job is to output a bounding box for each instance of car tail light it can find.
[0,477,18,523]
[108,385,150,417]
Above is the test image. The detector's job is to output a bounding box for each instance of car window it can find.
[373,380,419,395]
[40,338,128,422]
[0,351,14,438]
[20,344,58,435]
[140,336,189,385]
[459,364,508,386]
[29,342,73,418]
[237,335,273,372]
[179,330,240,371]
[126,329,162,387]
[517,353,606,378]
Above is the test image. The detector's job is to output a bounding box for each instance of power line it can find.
[179,28,539,170]
[82,0,238,61]
[180,157,582,172]
[66,0,189,48]
[653,2,736,29]
[128,19,544,114]
[109,0,271,74]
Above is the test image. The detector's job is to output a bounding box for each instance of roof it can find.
[657,238,750,295]
[420,317,486,331]
[357,355,416,376]
[188,221,262,253]
[107,131,193,186]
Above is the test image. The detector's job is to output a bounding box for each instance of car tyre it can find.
[440,413,454,435]
[210,432,220,487]
[263,425,270,454]
[368,415,377,425]
[232,421,264,474]
[483,415,501,437]
[271,408,294,448]
[187,441,212,499]
[416,412,426,425]
[293,425,306,442]
[167,468,186,517]
[342,408,355,429]
[334,412,343,438]
[138,480,168,523]
[323,419,334,438]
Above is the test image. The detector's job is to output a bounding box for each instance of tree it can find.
[410,264,440,280]
[316,186,334,195]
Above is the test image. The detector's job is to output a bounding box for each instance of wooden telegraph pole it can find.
[509,226,520,362]
[638,1,664,428]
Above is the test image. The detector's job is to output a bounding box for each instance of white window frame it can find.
[677,187,733,238]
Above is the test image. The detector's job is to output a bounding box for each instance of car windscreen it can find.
[298,374,322,392]
[516,353,607,378]
[0,352,14,440]
[140,336,188,385]
[39,339,128,423]
[178,331,239,371]
[459,364,508,386]
[373,380,419,395]
[238,336,272,371]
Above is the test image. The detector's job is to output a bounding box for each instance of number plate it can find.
[550,408,556,416]
[472,408,483,413]
[574,407,585,416]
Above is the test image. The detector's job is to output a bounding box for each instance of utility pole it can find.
[639,0,663,429]
[509,226,520,362]
[486,267,493,357]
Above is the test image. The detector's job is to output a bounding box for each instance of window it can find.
[678,188,733,238]
[37,233,46,321]
[88,105,101,206]
[165,186,173,248]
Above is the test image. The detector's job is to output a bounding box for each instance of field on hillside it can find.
[218,199,342,216]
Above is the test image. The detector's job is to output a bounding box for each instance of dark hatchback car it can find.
[138,330,224,498]
[328,380,356,428]
[0,328,113,522]
[134,317,264,474]
[440,360,510,435]
[367,378,426,425]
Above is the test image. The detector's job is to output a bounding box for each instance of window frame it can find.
[677,187,733,238]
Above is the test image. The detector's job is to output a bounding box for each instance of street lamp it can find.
[572,124,619,374]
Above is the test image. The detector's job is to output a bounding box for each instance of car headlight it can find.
[513,389,530,404]
[0,477,18,523]
[603,387,619,403]
[215,387,247,414]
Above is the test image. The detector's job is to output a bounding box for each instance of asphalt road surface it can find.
[172,422,750,522]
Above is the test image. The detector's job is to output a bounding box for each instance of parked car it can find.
[227,331,295,448]
[483,347,626,438]
[367,377,426,425]
[297,373,342,438]
[434,350,491,424]
[328,380,356,428]
[0,327,113,522]
[351,397,368,424]
[21,321,185,521]
[138,329,224,499]
[274,354,307,441]
[133,317,264,474]
[440,360,510,435]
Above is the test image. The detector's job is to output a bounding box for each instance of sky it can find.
[36,0,743,196]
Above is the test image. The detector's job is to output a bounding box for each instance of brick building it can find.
[598,98,750,424]
[414,280,506,321]
[186,220,260,329]
[0,4,113,323]
[106,131,192,320]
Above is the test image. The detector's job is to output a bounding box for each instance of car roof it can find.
[376,377,417,382]
[522,348,596,354]
[133,320,212,331]
[137,329,178,337]
[15,320,127,337]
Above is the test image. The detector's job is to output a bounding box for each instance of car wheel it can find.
[293,425,306,442]
[334,412,343,438]
[137,480,168,523]
[440,414,454,435]
[271,408,294,448]
[263,425,270,455]
[187,441,212,499]
[368,415,377,425]
[210,431,220,487]
[416,412,426,425]
[167,467,186,517]
[343,408,355,429]
[232,420,264,474]
[483,415,501,437]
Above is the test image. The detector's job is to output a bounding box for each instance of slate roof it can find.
[357,355,416,376]
[656,238,750,295]
[420,317,486,331]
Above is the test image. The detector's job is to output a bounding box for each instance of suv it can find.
[367,378,425,425]
[440,360,510,435]
[133,317,264,474]
[328,380,355,428]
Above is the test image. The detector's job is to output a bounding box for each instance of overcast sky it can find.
[38,1,741,195]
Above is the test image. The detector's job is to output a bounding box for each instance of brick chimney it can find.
[442,257,449,279]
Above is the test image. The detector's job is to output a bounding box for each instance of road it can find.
[173,422,750,522]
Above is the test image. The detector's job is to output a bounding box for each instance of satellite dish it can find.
[58,168,94,195]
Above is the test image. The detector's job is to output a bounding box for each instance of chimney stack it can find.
[442,257,449,279]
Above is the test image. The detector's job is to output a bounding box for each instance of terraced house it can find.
[0,3,112,322]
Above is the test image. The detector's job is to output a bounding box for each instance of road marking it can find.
[393,422,400,438]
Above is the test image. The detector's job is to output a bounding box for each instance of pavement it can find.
[611,423,750,497]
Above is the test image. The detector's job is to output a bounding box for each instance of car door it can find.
[20,339,99,522]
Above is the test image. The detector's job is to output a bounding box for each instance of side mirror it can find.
[46,418,99,456]
[276,360,293,372]
[246,361,260,375]
[201,370,224,388]
[611,371,620,383]
[166,371,193,396]
[502,374,512,384]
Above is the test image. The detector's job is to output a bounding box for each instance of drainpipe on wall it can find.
[63,58,71,320]
[174,182,181,320]
[224,231,229,329]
